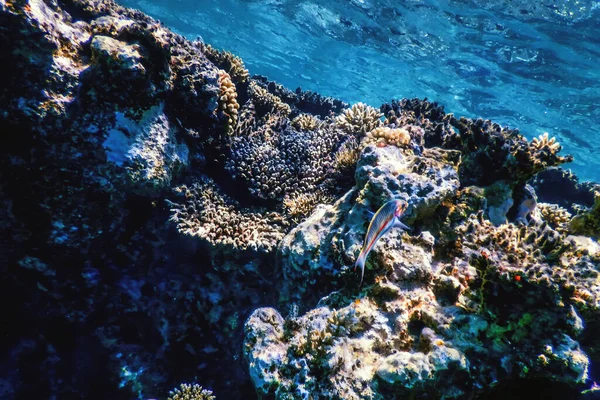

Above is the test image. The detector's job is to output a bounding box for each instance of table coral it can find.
[166,176,289,253]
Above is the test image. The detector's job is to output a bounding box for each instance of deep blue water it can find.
[119,0,600,183]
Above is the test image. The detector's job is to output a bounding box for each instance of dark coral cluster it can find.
[225,116,347,202]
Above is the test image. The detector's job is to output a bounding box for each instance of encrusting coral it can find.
[167,383,215,400]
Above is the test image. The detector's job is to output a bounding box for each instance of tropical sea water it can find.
[119,0,600,183]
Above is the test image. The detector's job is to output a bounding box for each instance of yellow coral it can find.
[168,383,215,400]
[217,70,239,133]
[334,137,360,172]
[291,114,321,131]
[335,102,382,135]
[363,126,411,148]
[530,132,561,153]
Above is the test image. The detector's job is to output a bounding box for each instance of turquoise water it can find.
[119,0,600,183]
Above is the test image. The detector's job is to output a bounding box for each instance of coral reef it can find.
[539,203,572,234]
[200,43,249,84]
[362,126,412,148]
[1,1,598,400]
[217,70,239,132]
[245,144,599,399]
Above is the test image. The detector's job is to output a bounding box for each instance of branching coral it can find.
[333,136,361,173]
[252,75,348,118]
[166,176,289,253]
[538,203,572,234]
[217,70,239,132]
[199,43,249,83]
[527,132,572,173]
[291,113,322,131]
[380,99,573,186]
[249,80,291,117]
[455,213,599,313]
[335,102,382,135]
[283,190,334,223]
[168,383,215,400]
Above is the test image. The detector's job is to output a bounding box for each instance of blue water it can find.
[119,0,600,183]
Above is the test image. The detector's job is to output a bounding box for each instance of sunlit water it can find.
[119,0,600,183]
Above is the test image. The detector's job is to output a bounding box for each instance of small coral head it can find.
[394,199,408,217]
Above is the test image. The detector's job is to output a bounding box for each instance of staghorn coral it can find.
[167,383,215,400]
[217,70,239,132]
[335,102,382,135]
[538,202,572,233]
[166,176,289,253]
[291,113,322,131]
[570,191,600,239]
[199,43,249,83]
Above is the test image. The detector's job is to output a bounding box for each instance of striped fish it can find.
[355,199,410,286]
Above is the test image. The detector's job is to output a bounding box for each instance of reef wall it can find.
[1,1,599,399]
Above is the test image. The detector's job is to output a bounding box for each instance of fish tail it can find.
[355,252,366,287]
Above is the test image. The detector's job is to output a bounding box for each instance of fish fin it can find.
[355,253,366,287]
[394,219,412,231]
[366,210,375,218]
